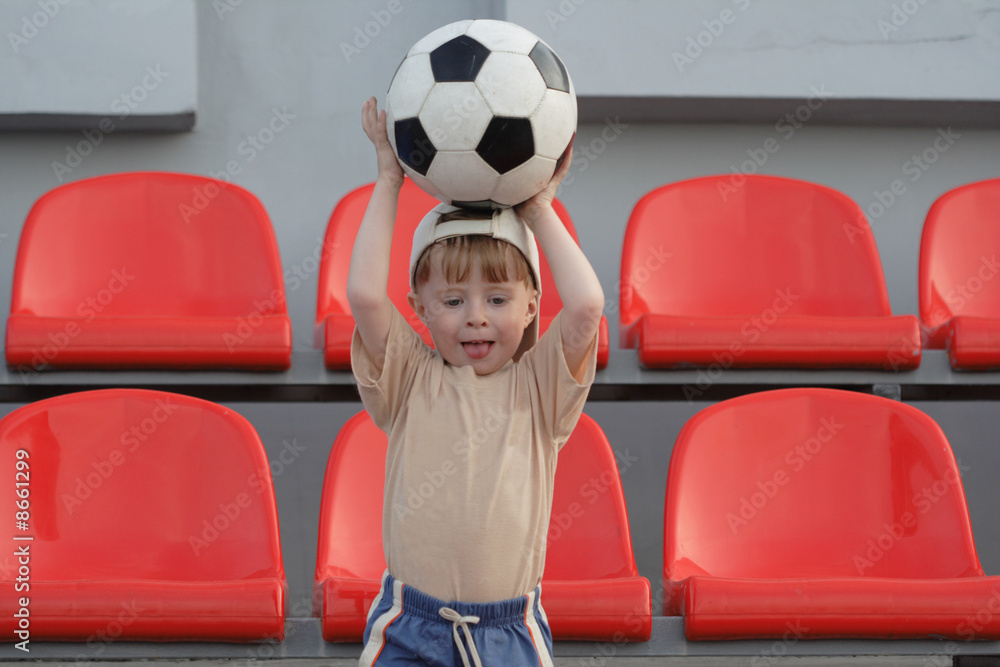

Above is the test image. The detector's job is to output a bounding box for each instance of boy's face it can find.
[408,255,538,375]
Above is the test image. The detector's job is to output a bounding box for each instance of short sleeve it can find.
[520,311,599,449]
[351,305,429,432]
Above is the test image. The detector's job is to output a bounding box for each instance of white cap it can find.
[410,203,541,360]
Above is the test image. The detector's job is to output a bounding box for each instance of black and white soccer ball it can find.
[386,19,577,209]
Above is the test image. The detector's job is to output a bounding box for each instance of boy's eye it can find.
[444,298,461,307]
[489,296,507,306]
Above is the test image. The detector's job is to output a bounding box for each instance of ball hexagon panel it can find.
[430,35,490,82]
[530,89,577,160]
[418,82,492,151]
[427,151,500,205]
[475,52,547,118]
[528,42,571,94]
[386,53,435,120]
[491,155,557,207]
[465,19,538,55]
[408,19,472,56]
[406,170,447,204]
[477,117,535,174]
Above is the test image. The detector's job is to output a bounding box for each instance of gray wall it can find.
[0,0,197,129]
[1,0,1000,619]
[510,0,1000,100]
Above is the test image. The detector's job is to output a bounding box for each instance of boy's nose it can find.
[465,303,487,327]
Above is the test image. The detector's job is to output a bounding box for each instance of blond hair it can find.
[413,233,536,290]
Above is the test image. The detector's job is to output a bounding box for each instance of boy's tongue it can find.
[463,341,492,359]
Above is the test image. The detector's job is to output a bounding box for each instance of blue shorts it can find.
[360,571,554,667]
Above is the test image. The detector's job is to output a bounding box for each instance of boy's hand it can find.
[362,96,405,188]
[515,146,573,229]
[513,145,602,383]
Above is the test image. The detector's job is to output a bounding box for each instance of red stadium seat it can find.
[0,389,286,642]
[919,178,1000,369]
[6,172,291,370]
[314,411,649,642]
[316,178,609,369]
[620,175,921,369]
[664,387,1000,640]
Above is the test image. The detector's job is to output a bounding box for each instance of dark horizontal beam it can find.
[578,96,1000,129]
[0,112,196,132]
[3,350,1000,403]
[9,616,993,662]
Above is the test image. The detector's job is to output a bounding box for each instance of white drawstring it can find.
[439,607,483,667]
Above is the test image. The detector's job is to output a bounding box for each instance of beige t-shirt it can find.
[351,306,597,603]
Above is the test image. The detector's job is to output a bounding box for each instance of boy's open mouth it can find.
[462,341,494,359]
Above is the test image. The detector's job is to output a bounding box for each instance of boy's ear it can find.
[524,289,539,327]
[407,291,427,324]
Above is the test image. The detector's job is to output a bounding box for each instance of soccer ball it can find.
[386,19,577,209]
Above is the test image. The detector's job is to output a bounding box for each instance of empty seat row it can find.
[620,175,1000,371]
[6,172,1000,372]
[4,387,1000,644]
[0,389,648,644]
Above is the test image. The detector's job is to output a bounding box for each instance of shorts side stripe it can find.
[523,589,554,667]
[359,577,404,667]
[365,569,390,625]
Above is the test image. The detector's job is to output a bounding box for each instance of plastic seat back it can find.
[542,414,652,640]
[7,172,291,369]
[621,175,894,334]
[317,178,608,368]
[0,389,286,641]
[314,411,388,584]
[919,178,1000,347]
[544,414,640,581]
[664,388,982,614]
[316,180,437,355]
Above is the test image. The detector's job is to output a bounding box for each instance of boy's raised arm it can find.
[346,97,404,366]
[516,149,605,383]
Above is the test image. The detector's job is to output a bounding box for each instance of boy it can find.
[348,97,604,667]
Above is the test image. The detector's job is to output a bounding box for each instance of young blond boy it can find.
[348,97,604,667]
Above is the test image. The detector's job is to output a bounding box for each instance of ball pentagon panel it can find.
[393,117,436,176]
[528,41,572,94]
[407,19,473,56]
[430,35,490,82]
[476,116,535,174]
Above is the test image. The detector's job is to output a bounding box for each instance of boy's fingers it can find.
[555,146,573,179]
